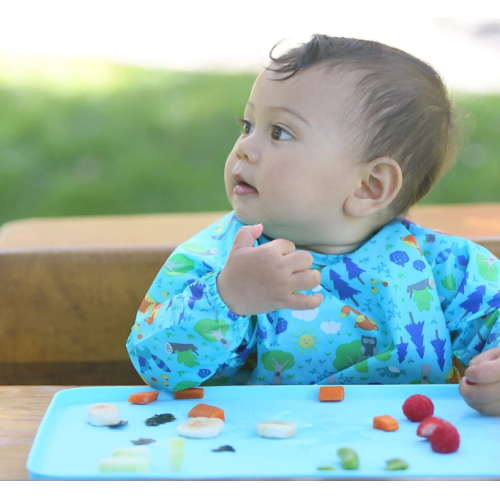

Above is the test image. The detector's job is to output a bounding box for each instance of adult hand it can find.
[459,347,500,416]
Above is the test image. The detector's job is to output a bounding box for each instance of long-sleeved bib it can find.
[126,211,500,391]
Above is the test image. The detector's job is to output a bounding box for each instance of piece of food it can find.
[128,390,159,405]
[188,403,225,421]
[256,421,297,439]
[317,466,336,470]
[373,415,399,432]
[429,423,460,454]
[386,459,409,471]
[174,388,204,400]
[131,438,156,445]
[113,446,152,464]
[318,386,344,402]
[402,394,434,422]
[212,445,235,452]
[168,437,185,471]
[416,416,449,439]
[337,448,359,470]
[107,420,128,427]
[416,416,460,453]
[87,403,121,427]
[145,413,176,426]
[98,456,150,472]
[177,417,224,438]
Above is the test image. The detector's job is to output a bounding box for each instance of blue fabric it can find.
[126,211,500,391]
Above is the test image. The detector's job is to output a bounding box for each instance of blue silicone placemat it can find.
[26,385,500,480]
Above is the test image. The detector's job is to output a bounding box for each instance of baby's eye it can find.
[271,125,292,141]
[235,117,293,141]
[236,117,252,135]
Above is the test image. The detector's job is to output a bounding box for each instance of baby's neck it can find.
[294,236,373,256]
[261,216,390,257]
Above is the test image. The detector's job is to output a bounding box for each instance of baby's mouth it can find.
[239,180,255,188]
[234,181,258,195]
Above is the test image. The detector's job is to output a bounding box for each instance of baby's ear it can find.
[345,157,402,218]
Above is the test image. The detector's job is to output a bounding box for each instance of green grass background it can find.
[1,55,499,226]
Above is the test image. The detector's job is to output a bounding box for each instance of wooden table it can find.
[0,386,76,480]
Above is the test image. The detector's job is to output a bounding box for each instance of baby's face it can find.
[224,65,366,254]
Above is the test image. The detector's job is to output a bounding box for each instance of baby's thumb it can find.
[233,223,264,250]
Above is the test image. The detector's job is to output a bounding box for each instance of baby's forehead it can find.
[257,63,365,125]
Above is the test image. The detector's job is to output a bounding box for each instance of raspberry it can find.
[417,416,449,439]
[429,423,460,454]
[402,394,434,422]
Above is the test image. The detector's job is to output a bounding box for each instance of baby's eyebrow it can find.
[246,102,310,127]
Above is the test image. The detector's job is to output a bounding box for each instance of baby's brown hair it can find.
[264,34,469,221]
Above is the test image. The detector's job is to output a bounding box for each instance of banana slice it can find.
[87,403,121,426]
[257,421,297,439]
[176,417,224,438]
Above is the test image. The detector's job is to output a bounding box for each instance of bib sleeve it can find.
[126,213,254,392]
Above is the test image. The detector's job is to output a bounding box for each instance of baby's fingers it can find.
[286,292,324,311]
[468,346,500,367]
[464,352,500,384]
[460,398,500,417]
[459,377,500,406]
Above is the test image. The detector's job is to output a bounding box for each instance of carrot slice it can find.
[128,390,160,405]
[373,415,399,432]
[319,386,344,402]
[174,388,204,400]
[188,403,225,421]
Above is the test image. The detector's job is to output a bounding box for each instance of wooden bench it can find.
[1,203,500,386]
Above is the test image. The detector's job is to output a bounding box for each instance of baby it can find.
[127,34,500,416]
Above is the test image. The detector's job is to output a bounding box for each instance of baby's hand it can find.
[459,347,500,416]
[216,223,323,316]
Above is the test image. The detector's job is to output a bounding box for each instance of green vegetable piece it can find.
[113,446,151,464]
[337,447,359,470]
[386,459,409,471]
[168,437,185,472]
[145,413,176,426]
[317,466,336,471]
[98,456,150,472]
